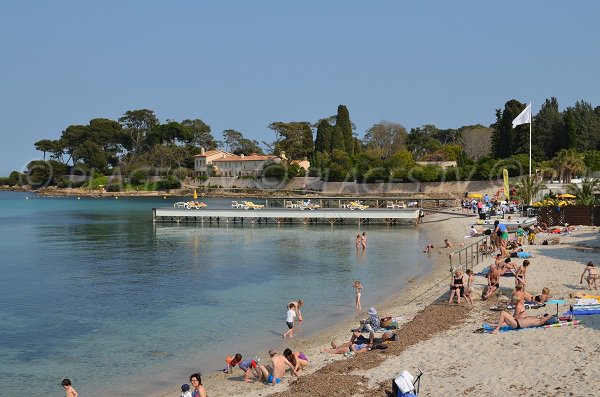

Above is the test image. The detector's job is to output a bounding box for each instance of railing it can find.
[448,235,491,274]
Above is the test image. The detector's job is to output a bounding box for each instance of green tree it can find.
[268,121,314,160]
[118,109,160,157]
[181,119,216,149]
[566,101,600,151]
[533,97,566,159]
[514,175,546,204]
[491,99,528,159]
[222,129,263,155]
[314,119,333,154]
[567,177,600,206]
[73,141,108,171]
[564,109,578,150]
[34,139,56,160]
[407,125,443,159]
[553,149,586,183]
[385,150,415,180]
[363,121,408,160]
[26,160,67,187]
[583,150,600,171]
[336,105,353,156]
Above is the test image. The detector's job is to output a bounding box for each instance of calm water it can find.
[0,191,434,396]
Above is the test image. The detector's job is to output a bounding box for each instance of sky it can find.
[1,1,599,175]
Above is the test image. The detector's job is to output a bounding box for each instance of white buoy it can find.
[77,197,80,200]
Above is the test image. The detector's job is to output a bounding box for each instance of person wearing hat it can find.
[180,383,192,397]
[359,307,380,332]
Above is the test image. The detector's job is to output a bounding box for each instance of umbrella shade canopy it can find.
[557,193,576,199]
[468,193,483,199]
[193,189,198,199]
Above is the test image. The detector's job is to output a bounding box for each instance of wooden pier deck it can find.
[153,207,420,226]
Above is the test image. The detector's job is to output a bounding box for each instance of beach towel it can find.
[481,320,579,333]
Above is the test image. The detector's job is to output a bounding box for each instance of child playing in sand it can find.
[283,303,296,339]
[580,261,599,290]
[62,379,78,397]
[352,280,363,310]
[181,383,192,397]
[223,353,242,373]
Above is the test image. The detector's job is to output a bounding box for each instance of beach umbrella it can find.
[193,189,198,200]
[468,193,483,199]
[557,193,576,199]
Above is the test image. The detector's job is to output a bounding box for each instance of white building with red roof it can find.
[193,148,234,177]
[211,153,281,177]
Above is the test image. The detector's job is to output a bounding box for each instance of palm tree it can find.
[553,149,586,183]
[567,178,600,206]
[515,175,547,205]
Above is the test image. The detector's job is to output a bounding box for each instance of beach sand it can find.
[154,213,600,397]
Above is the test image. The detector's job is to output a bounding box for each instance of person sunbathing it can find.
[483,265,500,300]
[329,329,397,350]
[490,312,556,334]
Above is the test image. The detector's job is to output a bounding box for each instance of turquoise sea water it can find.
[0,191,434,396]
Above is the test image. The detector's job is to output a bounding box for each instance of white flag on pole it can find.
[512,103,531,128]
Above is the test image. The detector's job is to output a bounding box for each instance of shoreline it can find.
[146,211,471,397]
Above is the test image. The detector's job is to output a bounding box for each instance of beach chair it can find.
[386,201,396,209]
[173,202,187,208]
[231,201,242,209]
[285,201,295,209]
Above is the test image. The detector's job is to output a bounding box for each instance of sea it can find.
[0,191,436,396]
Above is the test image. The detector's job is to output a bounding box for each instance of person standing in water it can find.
[352,280,363,310]
[361,232,367,250]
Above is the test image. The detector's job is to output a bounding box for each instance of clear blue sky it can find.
[1,1,599,175]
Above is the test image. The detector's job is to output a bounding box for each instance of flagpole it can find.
[529,101,532,179]
[529,102,532,205]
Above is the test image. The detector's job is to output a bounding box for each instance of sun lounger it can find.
[185,201,207,209]
[348,201,369,210]
[231,201,243,209]
[173,202,187,208]
[243,201,264,210]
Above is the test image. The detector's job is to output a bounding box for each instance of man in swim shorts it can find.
[265,349,297,385]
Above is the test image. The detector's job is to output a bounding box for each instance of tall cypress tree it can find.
[491,100,527,158]
[336,105,353,156]
[315,119,333,154]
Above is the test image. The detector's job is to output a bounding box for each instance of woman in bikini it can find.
[283,348,309,373]
[352,280,363,310]
[580,261,599,290]
[514,260,530,287]
[490,312,555,334]
[448,270,465,304]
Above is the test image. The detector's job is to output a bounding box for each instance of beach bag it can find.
[392,371,416,396]
[380,317,393,328]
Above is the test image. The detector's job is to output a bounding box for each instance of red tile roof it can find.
[212,155,278,162]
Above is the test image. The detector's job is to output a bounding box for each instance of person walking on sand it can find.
[62,379,78,397]
[288,300,303,321]
[361,232,367,250]
[581,261,599,290]
[352,280,363,310]
[283,303,296,339]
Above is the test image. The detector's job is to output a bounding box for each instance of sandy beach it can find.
[152,210,600,397]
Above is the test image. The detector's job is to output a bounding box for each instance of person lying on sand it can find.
[321,342,371,356]
[329,329,397,350]
[490,312,555,334]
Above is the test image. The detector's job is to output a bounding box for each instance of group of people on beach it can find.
[355,231,367,251]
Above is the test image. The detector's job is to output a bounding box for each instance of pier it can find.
[152,207,420,226]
